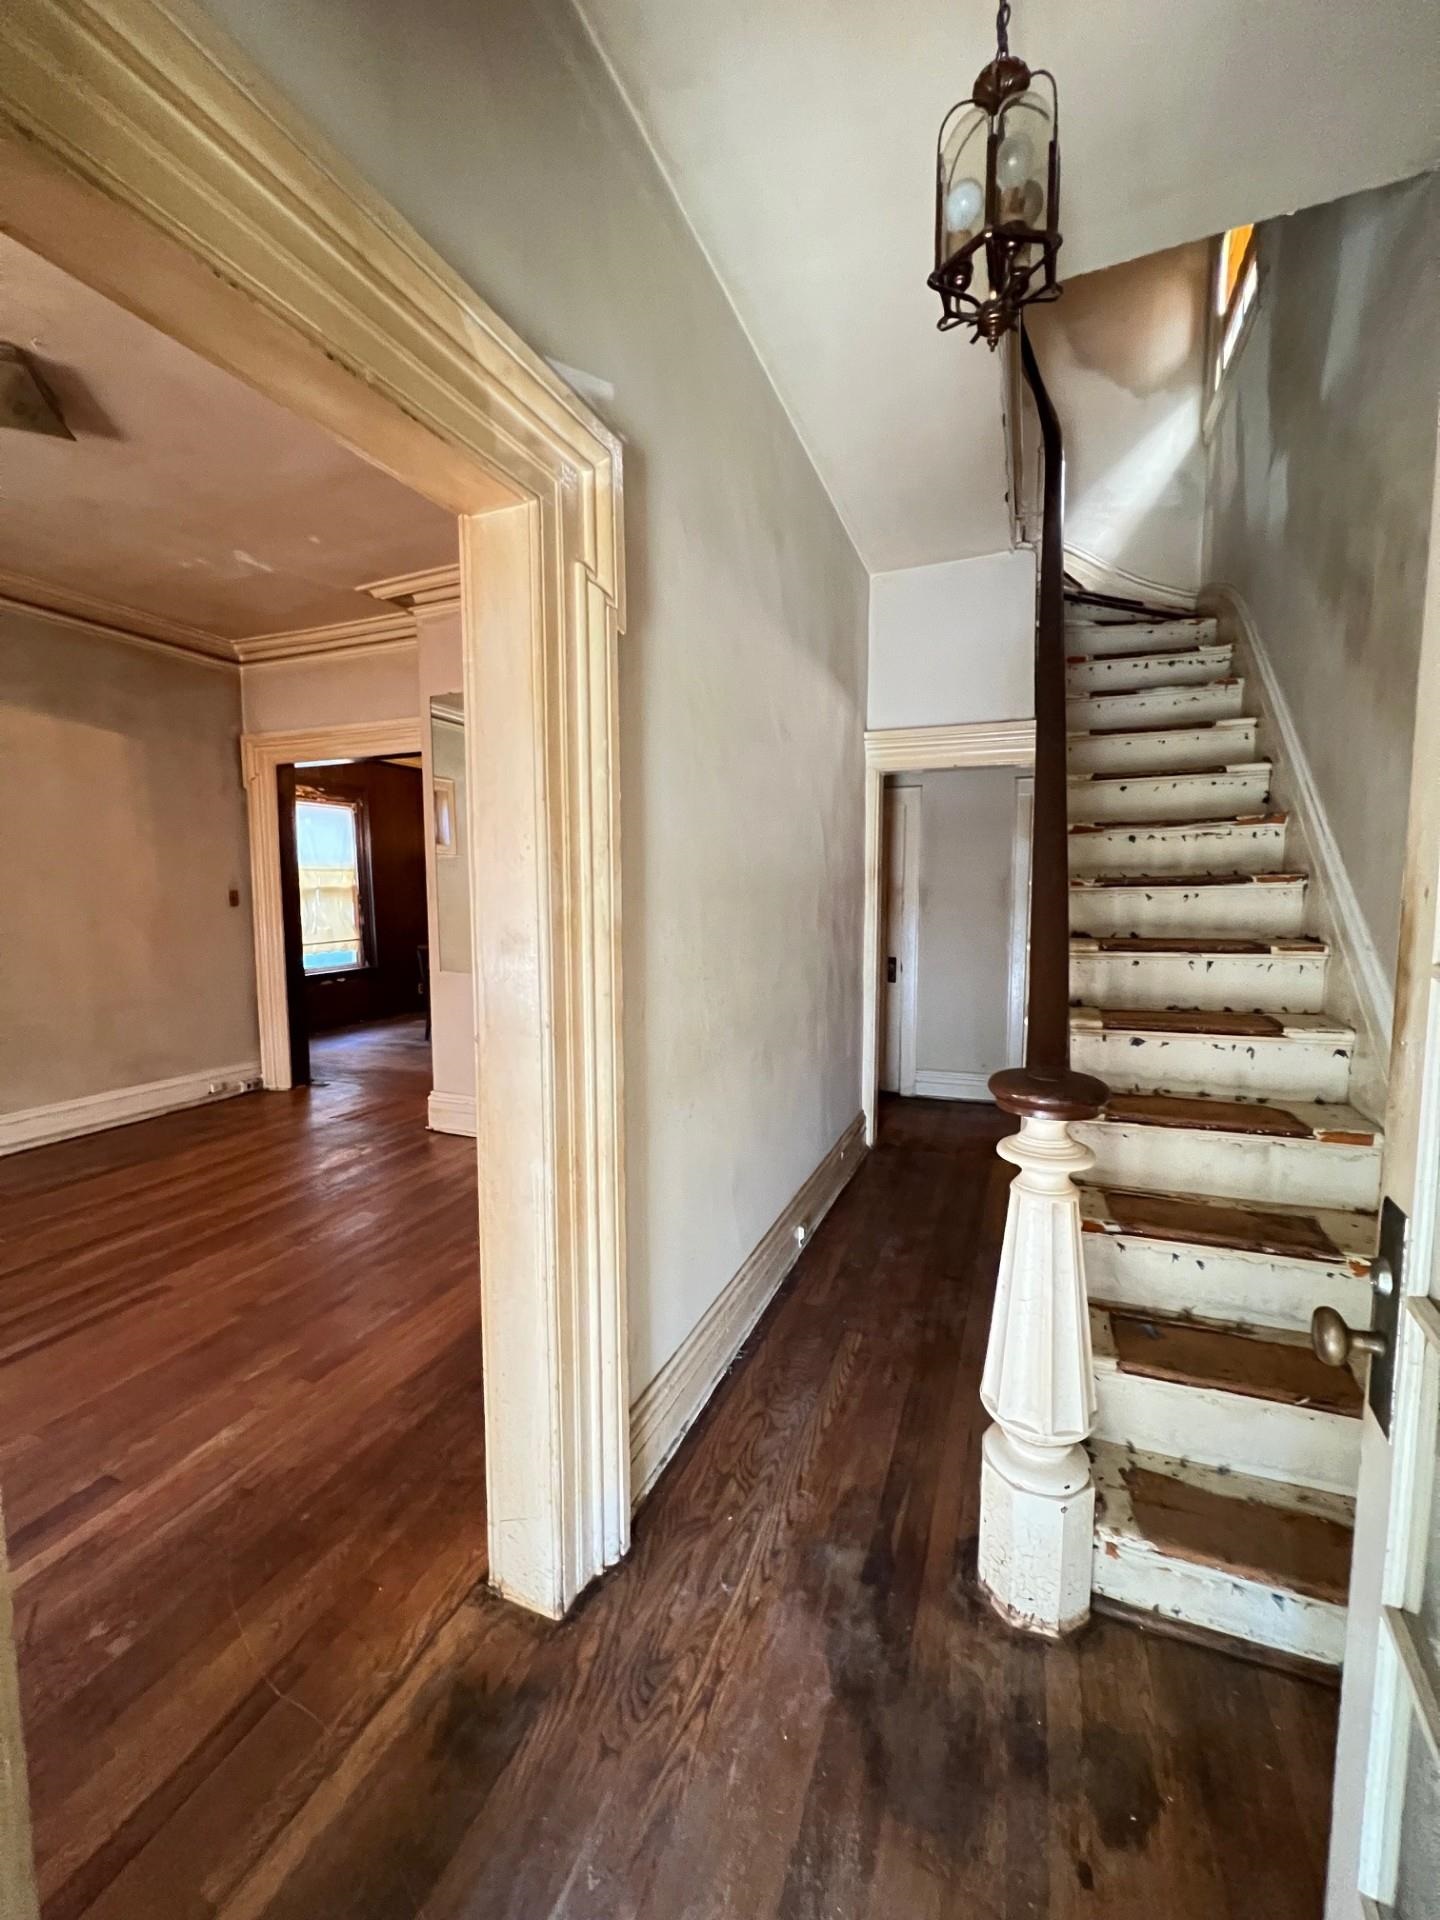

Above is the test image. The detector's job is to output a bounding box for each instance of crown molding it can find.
[0,568,236,664]
[359,563,462,610]
[232,608,419,664]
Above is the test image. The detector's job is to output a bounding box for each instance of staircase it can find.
[1063,602,1379,1667]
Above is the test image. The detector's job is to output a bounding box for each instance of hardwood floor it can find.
[2,1075,1338,1917]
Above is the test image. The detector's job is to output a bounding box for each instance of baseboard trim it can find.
[427,1090,477,1137]
[1065,545,1198,612]
[912,1069,996,1102]
[1207,584,1394,1060]
[0,1063,261,1156]
[630,1112,867,1505]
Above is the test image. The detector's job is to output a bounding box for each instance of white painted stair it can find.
[1065,601,1380,1666]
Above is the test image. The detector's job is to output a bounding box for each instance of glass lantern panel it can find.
[939,106,989,263]
[995,90,1053,233]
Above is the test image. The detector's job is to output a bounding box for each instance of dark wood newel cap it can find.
[989,1067,1109,1122]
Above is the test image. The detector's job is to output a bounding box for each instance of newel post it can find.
[980,1072,1106,1636]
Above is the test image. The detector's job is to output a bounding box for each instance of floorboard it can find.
[1,1072,1339,1917]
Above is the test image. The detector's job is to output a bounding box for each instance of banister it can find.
[988,322,1107,1125]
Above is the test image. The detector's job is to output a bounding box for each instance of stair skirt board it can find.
[1072,876,1308,939]
[1069,1020,1354,1103]
[1067,718,1259,775]
[1074,1114,1382,1211]
[1067,766,1272,825]
[1069,816,1288,876]
[1068,681,1246,731]
[1090,1314,1361,1496]
[1069,943,1328,1014]
[1091,1445,1350,1666]
[1065,617,1219,656]
[1066,646,1233,694]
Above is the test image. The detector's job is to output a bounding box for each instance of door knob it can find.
[1311,1304,1388,1368]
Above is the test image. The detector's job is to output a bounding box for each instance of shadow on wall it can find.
[1030,239,1211,595]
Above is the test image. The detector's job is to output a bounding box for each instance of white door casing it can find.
[880,783,920,1096]
[1325,411,1440,1919]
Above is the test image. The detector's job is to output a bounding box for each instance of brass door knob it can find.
[1311,1305,1388,1368]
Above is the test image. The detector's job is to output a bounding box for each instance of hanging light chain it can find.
[995,0,1012,55]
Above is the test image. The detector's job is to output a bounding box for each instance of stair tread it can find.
[1071,934,1326,955]
[1073,869,1306,892]
[1067,644,1230,666]
[1079,1183,1376,1268]
[1089,1091,1381,1144]
[1071,811,1285,835]
[1100,1308,1364,1416]
[1092,1443,1352,1605]
[1071,1006,1352,1040]
[1068,717,1255,740]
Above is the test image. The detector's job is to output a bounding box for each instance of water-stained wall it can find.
[1205,171,1440,989]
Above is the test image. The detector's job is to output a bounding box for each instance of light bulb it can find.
[996,130,1035,190]
[944,176,984,237]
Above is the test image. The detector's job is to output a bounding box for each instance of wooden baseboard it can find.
[630,1113,867,1505]
[912,1069,996,1102]
[0,1064,261,1157]
[426,1090,477,1138]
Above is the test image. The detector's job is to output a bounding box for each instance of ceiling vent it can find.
[0,343,74,438]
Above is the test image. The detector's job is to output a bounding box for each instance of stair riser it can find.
[1083,1234,1373,1334]
[1069,768,1271,824]
[1092,1538,1346,1665]
[1093,1368,1360,1496]
[1067,647,1233,695]
[1070,950,1328,1013]
[1071,880,1308,939]
[1068,720,1258,775]
[1069,682,1246,731]
[1072,1030,1353,1102]
[1074,1120,1382,1211]
[1070,819,1287,876]
[1066,618,1218,657]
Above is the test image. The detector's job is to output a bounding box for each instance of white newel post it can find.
[978,1111,1098,1636]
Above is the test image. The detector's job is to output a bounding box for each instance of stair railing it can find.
[975,321,1109,1639]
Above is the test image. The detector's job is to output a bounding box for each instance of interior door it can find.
[879,783,920,1096]
[275,764,311,1088]
[1325,478,1440,1919]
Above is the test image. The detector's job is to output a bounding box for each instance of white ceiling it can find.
[0,236,456,651]
[577,0,1440,572]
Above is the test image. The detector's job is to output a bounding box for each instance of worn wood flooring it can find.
[2,1063,1339,1917]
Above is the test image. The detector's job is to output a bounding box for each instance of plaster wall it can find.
[1030,240,1211,598]
[199,0,870,1396]
[0,611,257,1112]
[1205,171,1440,990]
[868,550,1035,731]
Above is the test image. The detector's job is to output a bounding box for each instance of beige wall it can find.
[239,646,419,734]
[907,767,1023,1083]
[0,612,258,1113]
[198,0,869,1395]
[1205,171,1440,988]
[868,551,1035,730]
[1031,240,1211,598]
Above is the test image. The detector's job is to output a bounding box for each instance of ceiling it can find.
[576,0,1440,572]
[0,235,456,658]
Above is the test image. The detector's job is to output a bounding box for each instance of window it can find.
[295,794,368,972]
[1212,222,1258,391]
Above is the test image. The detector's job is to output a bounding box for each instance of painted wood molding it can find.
[0,1064,260,1157]
[630,1115,866,1504]
[0,572,235,670]
[232,612,419,665]
[864,719,1036,772]
[1206,585,1395,1067]
[427,1090,478,1138]
[912,1069,996,1102]
[1063,545,1199,611]
[361,565,463,610]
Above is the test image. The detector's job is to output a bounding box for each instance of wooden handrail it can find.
[989,322,1107,1123]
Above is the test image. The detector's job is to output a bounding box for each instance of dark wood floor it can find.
[2,1064,1338,1918]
